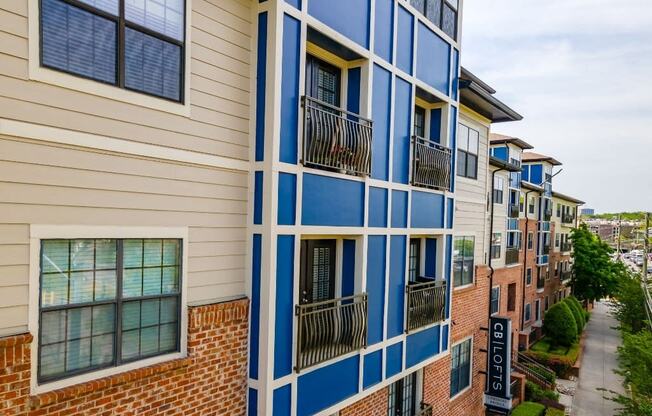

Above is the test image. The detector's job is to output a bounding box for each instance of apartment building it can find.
[0,0,252,414]
[551,192,584,300]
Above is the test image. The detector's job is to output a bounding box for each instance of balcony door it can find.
[300,239,336,305]
[408,238,421,283]
[388,372,418,416]
[305,55,341,107]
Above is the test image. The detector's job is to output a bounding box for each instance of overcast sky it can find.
[460,0,652,213]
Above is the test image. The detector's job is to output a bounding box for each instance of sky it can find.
[460,0,652,213]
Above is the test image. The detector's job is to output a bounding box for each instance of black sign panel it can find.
[484,316,512,412]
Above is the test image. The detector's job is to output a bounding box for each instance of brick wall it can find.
[0,298,248,416]
[340,386,388,416]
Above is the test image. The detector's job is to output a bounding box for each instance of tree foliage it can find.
[570,224,622,302]
[543,302,577,347]
[611,271,649,333]
[563,299,584,334]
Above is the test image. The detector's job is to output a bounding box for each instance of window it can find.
[524,303,531,322]
[40,0,185,102]
[556,204,561,217]
[490,286,500,315]
[413,106,426,138]
[528,196,536,214]
[409,0,458,40]
[526,268,532,286]
[408,238,421,283]
[456,124,479,179]
[535,299,541,321]
[450,338,471,397]
[38,239,181,383]
[453,236,474,287]
[388,371,418,416]
[519,193,525,213]
[490,233,501,260]
[299,240,336,304]
[555,233,560,248]
[507,283,516,312]
[493,177,504,204]
[527,232,534,250]
[544,296,549,311]
[305,55,341,107]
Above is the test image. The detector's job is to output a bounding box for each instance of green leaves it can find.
[570,224,620,302]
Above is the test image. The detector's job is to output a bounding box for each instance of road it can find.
[572,301,625,416]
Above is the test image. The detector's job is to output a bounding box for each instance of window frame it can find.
[29,225,189,394]
[490,233,502,260]
[492,176,504,204]
[527,232,534,251]
[526,268,532,286]
[453,236,475,288]
[408,238,422,283]
[456,123,479,180]
[449,337,473,399]
[490,286,500,316]
[524,303,531,322]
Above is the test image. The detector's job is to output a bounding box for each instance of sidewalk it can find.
[572,301,625,416]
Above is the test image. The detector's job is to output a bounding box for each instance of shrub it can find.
[525,381,560,403]
[563,298,585,334]
[531,338,552,353]
[543,302,578,346]
[524,343,580,378]
[567,296,586,325]
[512,401,546,416]
[584,310,590,322]
[545,408,565,416]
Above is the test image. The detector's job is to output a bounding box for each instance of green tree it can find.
[570,224,621,302]
[563,298,584,334]
[543,302,577,347]
[607,331,652,416]
[612,271,649,333]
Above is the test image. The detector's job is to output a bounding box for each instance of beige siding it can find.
[0,0,253,336]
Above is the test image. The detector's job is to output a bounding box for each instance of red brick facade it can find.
[340,386,389,416]
[0,299,248,416]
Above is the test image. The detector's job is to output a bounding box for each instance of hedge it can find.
[545,408,565,416]
[563,298,585,334]
[543,302,578,346]
[524,342,581,378]
[512,402,546,416]
[525,381,560,403]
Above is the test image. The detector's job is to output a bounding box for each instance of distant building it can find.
[581,208,595,216]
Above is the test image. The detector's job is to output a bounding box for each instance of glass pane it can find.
[125,0,185,41]
[95,239,117,269]
[468,130,479,154]
[159,323,176,351]
[42,240,69,274]
[40,342,65,378]
[410,0,425,13]
[42,272,68,306]
[160,297,177,324]
[121,329,140,360]
[162,240,179,265]
[467,154,477,179]
[143,267,162,295]
[162,266,179,293]
[140,326,159,355]
[41,0,117,84]
[122,301,141,331]
[41,310,66,345]
[77,0,119,15]
[123,239,144,268]
[94,270,117,301]
[66,338,91,371]
[426,0,442,26]
[125,28,182,101]
[92,304,115,335]
[442,4,456,39]
[123,268,143,297]
[140,299,160,327]
[91,333,114,366]
[144,239,162,266]
[70,239,94,271]
[67,307,92,340]
[69,271,94,304]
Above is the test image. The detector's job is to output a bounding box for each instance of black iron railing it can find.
[295,293,368,372]
[562,213,575,224]
[561,271,572,282]
[411,135,452,190]
[417,402,434,416]
[508,204,520,218]
[542,244,551,255]
[560,242,572,252]
[505,248,520,265]
[302,96,372,176]
[544,209,553,221]
[406,278,447,333]
[513,352,556,390]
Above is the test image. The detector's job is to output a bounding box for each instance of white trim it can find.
[0,118,249,172]
[27,0,192,117]
[28,224,190,395]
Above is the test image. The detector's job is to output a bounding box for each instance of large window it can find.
[456,124,479,179]
[450,338,471,397]
[490,286,500,315]
[493,177,504,204]
[40,0,185,102]
[388,371,418,416]
[453,236,474,287]
[490,233,502,260]
[409,0,458,39]
[38,239,181,383]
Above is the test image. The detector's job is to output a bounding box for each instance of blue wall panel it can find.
[279,14,300,164]
[530,164,543,185]
[248,388,258,416]
[396,6,413,75]
[374,0,393,63]
[301,174,364,226]
[429,108,442,143]
[392,76,412,184]
[363,350,383,389]
[278,172,297,225]
[424,238,437,278]
[391,190,408,228]
[367,235,386,345]
[372,65,391,181]
[347,67,361,115]
[410,191,445,229]
[521,165,530,182]
[492,146,508,161]
[388,235,406,338]
[406,325,440,368]
[297,356,360,416]
[441,324,449,351]
[369,187,388,227]
[254,171,263,225]
[342,239,356,298]
[446,198,454,229]
[255,12,267,162]
[386,341,403,378]
[250,235,262,379]
[273,384,292,416]
[451,48,459,100]
[274,235,295,379]
[416,23,450,95]
[308,0,369,48]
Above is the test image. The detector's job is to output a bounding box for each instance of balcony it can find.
[508,203,520,219]
[411,136,452,191]
[536,275,545,292]
[542,244,551,255]
[302,96,373,176]
[560,242,572,252]
[561,271,572,282]
[543,208,553,221]
[417,403,434,416]
[295,293,368,372]
[405,277,447,333]
[505,248,520,265]
[562,213,575,224]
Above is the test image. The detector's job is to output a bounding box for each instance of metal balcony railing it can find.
[543,209,553,221]
[537,275,545,290]
[295,293,368,372]
[560,242,572,252]
[411,136,452,191]
[508,204,520,218]
[542,244,551,255]
[562,214,575,224]
[417,402,434,416]
[505,248,520,265]
[302,96,372,176]
[561,271,572,282]
[405,278,447,333]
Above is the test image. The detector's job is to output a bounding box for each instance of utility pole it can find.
[617,214,622,258]
[644,213,649,285]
